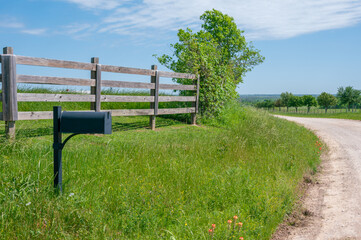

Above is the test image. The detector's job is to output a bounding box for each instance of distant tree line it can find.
[255,86,361,113]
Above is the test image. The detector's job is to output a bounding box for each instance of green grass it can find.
[0,102,321,239]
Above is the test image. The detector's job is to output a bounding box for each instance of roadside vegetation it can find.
[0,101,321,239]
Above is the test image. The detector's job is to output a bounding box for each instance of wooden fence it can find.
[0,47,199,139]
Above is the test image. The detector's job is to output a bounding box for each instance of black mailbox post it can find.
[53,106,112,193]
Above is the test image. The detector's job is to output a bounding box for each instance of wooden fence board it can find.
[158,96,196,102]
[14,75,196,90]
[158,71,196,79]
[18,111,53,120]
[158,108,196,114]
[102,80,155,89]
[3,108,196,120]
[16,55,95,70]
[16,94,195,102]
[17,93,95,102]
[110,109,154,116]
[17,75,96,86]
[101,64,155,76]
[101,95,154,102]
[159,83,196,90]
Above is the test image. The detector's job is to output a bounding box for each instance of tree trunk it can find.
[325,107,328,113]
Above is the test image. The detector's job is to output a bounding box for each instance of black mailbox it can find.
[53,106,112,193]
[61,111,112,134]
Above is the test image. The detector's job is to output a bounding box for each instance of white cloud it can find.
[64,0,127,10]
[21,28,47,35]
[0,16,24,29]
[62,0,361,40]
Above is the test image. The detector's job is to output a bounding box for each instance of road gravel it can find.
[274,116,361,240]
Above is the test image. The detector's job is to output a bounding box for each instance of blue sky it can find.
[1,0,361,94]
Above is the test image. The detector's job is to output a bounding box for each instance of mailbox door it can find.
[60,111,112,134]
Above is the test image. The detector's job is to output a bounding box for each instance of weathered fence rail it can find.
[0,47,199,139]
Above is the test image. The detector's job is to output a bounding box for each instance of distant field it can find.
[267,107,361,121]
[239,94,318,104]
[271,111,361,121]
[0,103,321,239]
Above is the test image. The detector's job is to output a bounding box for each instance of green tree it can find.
[317,92,337,113]
[337,86,360,112]
[256,99,275,110]
[156,9,264,116]
[302,95,317,113]
[280,92,293,112]
[289,95,303,113]
[274,98,283,111]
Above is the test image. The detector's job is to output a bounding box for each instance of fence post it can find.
[90,57,101,111]
[2,47,18,140]
[191,75,200,125]
[149,65,158,130]
[95,64,102,112]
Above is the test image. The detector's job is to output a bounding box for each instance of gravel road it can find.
[274,116,361,240]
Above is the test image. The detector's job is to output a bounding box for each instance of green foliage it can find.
[0,103,321,239]
[274,99,284,109]
[255,99,275,109]
[337,86,360,111]
[302,95,317,113]
[280,92,293,111]
[289,96,303,112]
[156,9,264,117]
[317,92,337,112]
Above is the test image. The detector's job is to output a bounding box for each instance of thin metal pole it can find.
[53,106,62,193]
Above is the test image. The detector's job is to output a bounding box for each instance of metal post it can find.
[53,106,62,193]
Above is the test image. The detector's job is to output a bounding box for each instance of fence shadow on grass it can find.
[112,117,182,132]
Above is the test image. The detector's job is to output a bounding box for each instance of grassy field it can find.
[0,101,322,239]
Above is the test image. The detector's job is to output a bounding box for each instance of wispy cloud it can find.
[54,23,96,39]
[60,0,361,40]
[0,16,48,36]
[21,28,47,35]
[63,0,127,10]
[0,16,24,29]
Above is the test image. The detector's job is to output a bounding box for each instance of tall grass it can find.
[0,102,320,239]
